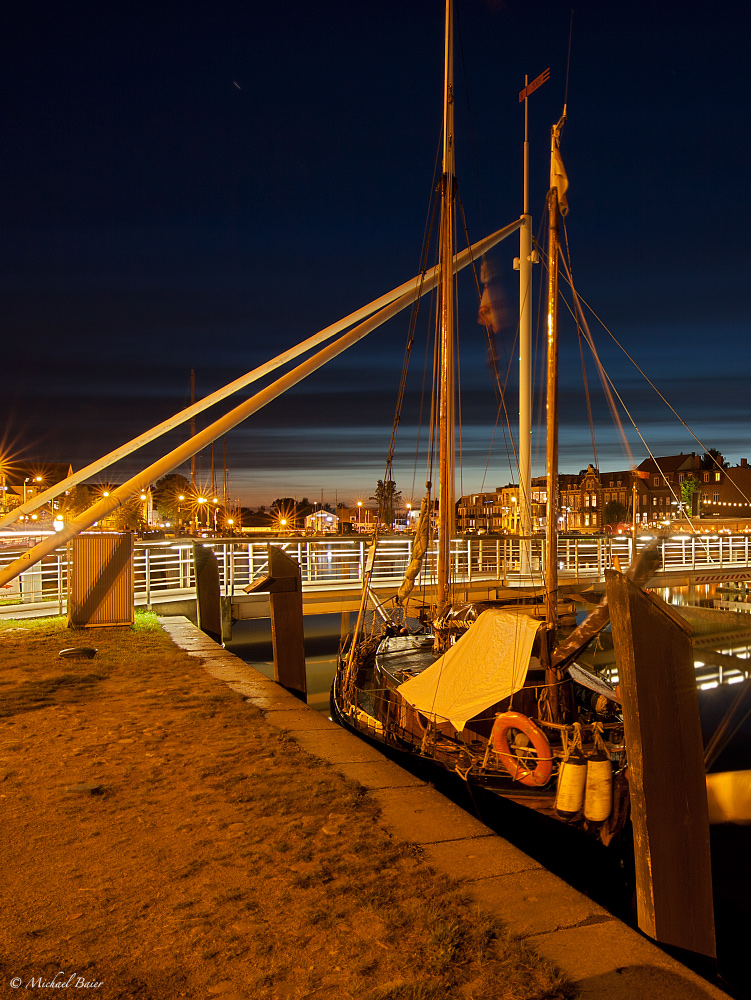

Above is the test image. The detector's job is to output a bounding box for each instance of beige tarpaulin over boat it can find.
[396,609,544,732]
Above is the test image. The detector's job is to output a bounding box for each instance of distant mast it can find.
[190,368,196,488]
[436,0,455,629]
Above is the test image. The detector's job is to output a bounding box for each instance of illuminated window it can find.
[715,472,721,482]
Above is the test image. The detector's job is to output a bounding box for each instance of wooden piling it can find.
[244,545,307,701]
[605,569,715,959]
[193,543,222,643]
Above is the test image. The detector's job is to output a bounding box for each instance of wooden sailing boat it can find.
[331,0,658,844]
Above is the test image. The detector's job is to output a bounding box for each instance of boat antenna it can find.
[563,9,574,115]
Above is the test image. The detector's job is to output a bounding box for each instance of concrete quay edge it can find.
[159,615,731,1000]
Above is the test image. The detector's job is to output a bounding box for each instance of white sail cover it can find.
[396,609,544,732]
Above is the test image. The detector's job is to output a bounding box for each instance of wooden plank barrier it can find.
[244,545,307,702]
[606,569,716,959]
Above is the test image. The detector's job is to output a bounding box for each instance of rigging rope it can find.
[568,288,751,510]
[456,193,520,500]
[561,221,599,469]
[704,678,751,771]
[383,180,441,488]
[556,257,741,536]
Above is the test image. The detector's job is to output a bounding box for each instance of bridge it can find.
[2,531,751,621]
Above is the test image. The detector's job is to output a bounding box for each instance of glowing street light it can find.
[195,495,208,532]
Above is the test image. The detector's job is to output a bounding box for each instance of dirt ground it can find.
[0,612,574,1000]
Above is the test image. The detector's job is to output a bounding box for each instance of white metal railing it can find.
[2,531,751,612]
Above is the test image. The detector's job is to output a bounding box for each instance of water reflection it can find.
[226,615,342,714]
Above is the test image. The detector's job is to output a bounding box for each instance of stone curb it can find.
[159,616,731,1000]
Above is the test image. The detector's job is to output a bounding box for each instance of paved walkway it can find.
[160,616,732,1000]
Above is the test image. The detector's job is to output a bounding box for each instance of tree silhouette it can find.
[371,480,402,529]
[701,448,729,470]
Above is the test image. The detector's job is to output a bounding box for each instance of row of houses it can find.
[457,453,751,535]
[7,453,751,538]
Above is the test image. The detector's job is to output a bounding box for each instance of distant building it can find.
[456,488,545,534]
[305,509,339,534]
[240,510,275,533]
[696,458,751,519]
[0,461,73,517]
[337,505,378,533]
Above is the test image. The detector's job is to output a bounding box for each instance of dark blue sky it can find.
[3,1,750,506]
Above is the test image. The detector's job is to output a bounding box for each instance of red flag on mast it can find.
[519,67,550,103]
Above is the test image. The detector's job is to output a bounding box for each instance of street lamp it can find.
[196,496,207,532]
[357,500,363,532]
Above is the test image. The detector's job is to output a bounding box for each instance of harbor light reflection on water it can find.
[226,614,342,714]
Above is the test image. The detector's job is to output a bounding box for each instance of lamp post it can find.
[357,500,362,532]
[196,495,207,532]
[140,492,150,529]
[0,459,7,513]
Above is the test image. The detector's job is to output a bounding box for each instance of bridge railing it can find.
[2,530,750,611]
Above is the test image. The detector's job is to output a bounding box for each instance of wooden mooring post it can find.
[193,543,223,644]
[605,569,716,959]
[244,545,307,702]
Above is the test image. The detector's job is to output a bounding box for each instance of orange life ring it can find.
[492,711,553,788]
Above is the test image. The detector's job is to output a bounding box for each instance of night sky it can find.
[3,1,750,508]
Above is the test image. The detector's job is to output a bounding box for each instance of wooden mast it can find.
[436,0,455,634]
[545,115,565,633]
[518,74,533,576]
